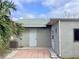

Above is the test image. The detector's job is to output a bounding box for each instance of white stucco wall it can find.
[17,27,51,47]
[60,21,79,58]
[51,22,60,56]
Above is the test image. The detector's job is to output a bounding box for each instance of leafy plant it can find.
[0,0,23,58]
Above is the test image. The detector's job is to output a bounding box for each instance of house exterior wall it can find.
[60,21,79,58]
[17,28,29,47]
[37,28,51,47]
[17,27,51,47]
[51,23,60,56]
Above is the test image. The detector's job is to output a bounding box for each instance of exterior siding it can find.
[51,23,60,56]
[60,21,79,57]
[17,27,51,47]
[37,28,51,47]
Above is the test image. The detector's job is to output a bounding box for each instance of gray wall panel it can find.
[17,27,51,48]
[37,28,51,47]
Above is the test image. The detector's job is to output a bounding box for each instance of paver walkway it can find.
[6,48,52,59]
[14,49,50,58]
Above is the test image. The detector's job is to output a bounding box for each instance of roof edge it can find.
[50,18,79,21]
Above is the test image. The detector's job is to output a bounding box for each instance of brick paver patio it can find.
[14,49,51,58]
[5,48,61,59]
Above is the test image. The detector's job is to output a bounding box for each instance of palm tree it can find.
[0,0,23,58]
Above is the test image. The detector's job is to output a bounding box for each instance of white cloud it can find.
[20,0,39,3]
[47,0,79,18]
[10,0,41,19]
[24,14,47,19]
[10,0,40,11]
[8,0,24,11]
[11,0,79,19]
[12,17,24,21]
[12,13,35,20]
[39,14,47,18]
[11,17,18,21]
[42,0,57,6]
[24,14,36,19]
[42,0,69,8]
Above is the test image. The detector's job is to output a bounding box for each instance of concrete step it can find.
[49,48,61,59]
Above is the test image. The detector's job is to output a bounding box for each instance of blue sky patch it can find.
[10,0,79,20]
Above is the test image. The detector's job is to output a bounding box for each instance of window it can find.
[51,30,54,39]
[74,29,79,41]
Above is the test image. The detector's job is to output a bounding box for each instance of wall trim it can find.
[59,20,62,57]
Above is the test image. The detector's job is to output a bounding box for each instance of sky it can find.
[10,0,79,20]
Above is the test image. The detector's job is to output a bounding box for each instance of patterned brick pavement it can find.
[14,49,51,58]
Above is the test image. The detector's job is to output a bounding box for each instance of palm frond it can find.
[0,0,24,57]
